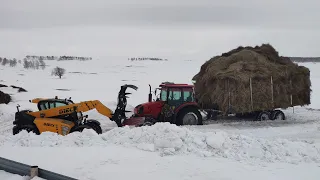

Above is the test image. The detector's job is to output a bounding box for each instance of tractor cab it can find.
[157,83,195,108]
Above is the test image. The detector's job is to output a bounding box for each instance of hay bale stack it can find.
[0,90,11,104]
[192,44,311,114]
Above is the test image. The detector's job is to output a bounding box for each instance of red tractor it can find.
[115,83,203,127]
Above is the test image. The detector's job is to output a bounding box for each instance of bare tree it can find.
[51,66,66,79]
[39,59,46,69]
[9,59,17,67]
[35,60,40,69]
[29,60,35,69]
[23,59,30,69]
[1,58,8,66]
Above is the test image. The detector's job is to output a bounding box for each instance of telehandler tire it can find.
[86,122,102,134]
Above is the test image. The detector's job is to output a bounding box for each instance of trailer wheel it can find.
[176,107,203,126]
[256,111,271,121]
[271,110,285,120]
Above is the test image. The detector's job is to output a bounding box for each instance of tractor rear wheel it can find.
[176,107,203,126]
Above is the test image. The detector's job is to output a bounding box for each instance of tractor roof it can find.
[159,83,194,88]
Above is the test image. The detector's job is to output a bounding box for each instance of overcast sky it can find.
[0,0,319,58]
[1,0,319,29]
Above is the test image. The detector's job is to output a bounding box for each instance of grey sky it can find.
[1,0,319,29]
[0,0,319,58]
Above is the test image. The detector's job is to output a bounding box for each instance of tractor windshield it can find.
[160,87,194,102]
[160,88,168,101]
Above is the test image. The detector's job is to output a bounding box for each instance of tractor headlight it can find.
[61,126,69,135]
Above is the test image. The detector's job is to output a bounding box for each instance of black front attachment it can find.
[111,84,138,127]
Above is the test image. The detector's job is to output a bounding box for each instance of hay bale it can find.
[0,90,11,104]
[192,44,311,114]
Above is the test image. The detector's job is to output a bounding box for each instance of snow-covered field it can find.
[1,59,320,180]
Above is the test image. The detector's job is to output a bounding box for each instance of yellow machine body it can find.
[34,118,75,135]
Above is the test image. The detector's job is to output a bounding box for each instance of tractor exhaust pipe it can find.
[148,84,152,102]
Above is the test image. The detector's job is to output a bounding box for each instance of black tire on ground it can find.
[271,110,286,120]
[13,125,40,135]
[176,107,203,126]
[85,122,102,134]
[256,111,272,121]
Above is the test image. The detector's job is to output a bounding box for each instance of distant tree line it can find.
[23,58,46,70]
[289,57,320,63]
[0,57,18,67]
[0,56,46,70]
[25,55,92,61]
[128,57,168,61]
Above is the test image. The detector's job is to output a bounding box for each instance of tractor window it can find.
[183,90,194,102]
[168,89,182,101]
[160,89,167,101]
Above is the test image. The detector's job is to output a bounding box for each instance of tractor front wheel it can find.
[176,107,203,126]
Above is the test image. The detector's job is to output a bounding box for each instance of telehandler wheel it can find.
[176,107,203,126]
[86,122,102,134]
[13,125,40,135]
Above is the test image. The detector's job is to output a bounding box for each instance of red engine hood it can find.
[134,100,164,117]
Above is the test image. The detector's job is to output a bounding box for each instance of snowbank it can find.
[0,170,44,180]
[2,123,319,164]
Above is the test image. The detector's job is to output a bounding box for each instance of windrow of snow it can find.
[1,123,319,164]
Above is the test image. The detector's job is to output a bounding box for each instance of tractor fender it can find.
[85,119,100,126]
[173,103,200,123]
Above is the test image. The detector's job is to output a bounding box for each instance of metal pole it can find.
[271,76,274,108]
[290,79,294,113]
[250,77,253,111]
[228,79,231,109]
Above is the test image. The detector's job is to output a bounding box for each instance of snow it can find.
[0,170,44,180]
[1,59,320,179]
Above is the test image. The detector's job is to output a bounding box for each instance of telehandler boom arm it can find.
[28,100,113,119]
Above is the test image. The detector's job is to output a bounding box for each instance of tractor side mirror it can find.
[16,104,20,112]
